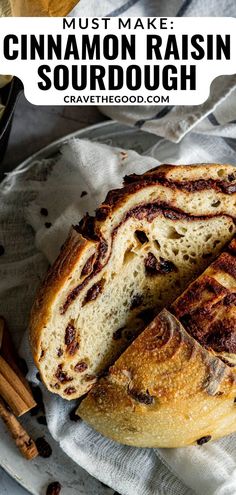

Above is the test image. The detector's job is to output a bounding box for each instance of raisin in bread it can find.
[30,163,236,400]
[78,238,236,447]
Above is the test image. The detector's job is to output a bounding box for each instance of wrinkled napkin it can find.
[70,0,236,144]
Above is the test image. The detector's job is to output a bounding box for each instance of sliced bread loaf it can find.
[30,163,236,399]
[78,237,236,447]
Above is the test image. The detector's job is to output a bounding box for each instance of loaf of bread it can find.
[30,164,236,400]
[78,238,236,447]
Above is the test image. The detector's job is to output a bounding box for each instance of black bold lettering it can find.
[216,34,230,60]
[4,35,18,60]
[191,35,205,60]
[38,65,52,90]
[54,65,69,90]
[181,65,196,90]
[108,66,123,90]
[63,18,75,29]
[90,66,106,89]
[163,65,177,90]
[147,35,162,60]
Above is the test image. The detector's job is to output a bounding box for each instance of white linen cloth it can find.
[1,125,236,495]
[70,0,236,144]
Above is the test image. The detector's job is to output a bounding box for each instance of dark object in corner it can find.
[0,77,23,164]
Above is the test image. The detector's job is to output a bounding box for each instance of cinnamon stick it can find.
[0,316,30,391]
[0,397,38,460]
[0,318,3,349]
[0,356,36,416]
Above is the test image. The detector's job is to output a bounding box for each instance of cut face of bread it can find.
[78,239,236,447]
[30,164,236,400]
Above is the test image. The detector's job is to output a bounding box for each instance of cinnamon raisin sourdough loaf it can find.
[30,164,236,400]
[78,237,236,447]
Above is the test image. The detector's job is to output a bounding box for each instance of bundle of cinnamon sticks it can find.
[0,316,39,460]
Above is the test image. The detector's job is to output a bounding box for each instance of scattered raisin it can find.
[228,174,235,182]
[57,348,63,358]
[31,386,45,416]
[80,191,88,198]
[74,361,88,373]
[45,222,52,229]
[197,435,211,445]
[0,245,5,256]
[40,207,48,216]
[46,481,62,495]
[35,437,52,458]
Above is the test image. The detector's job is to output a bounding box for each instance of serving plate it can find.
[0,121,159,495]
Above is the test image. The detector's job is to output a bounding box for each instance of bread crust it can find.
[30,229,95,367]
[78,309,236,448]
[171,237,236,361]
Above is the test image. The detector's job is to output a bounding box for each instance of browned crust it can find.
[78,309,236,448]
[171,236,236,356]
[29,228,95,366]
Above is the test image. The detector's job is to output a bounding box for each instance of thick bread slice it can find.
[78,239,236,447]
[30,164,236,400]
